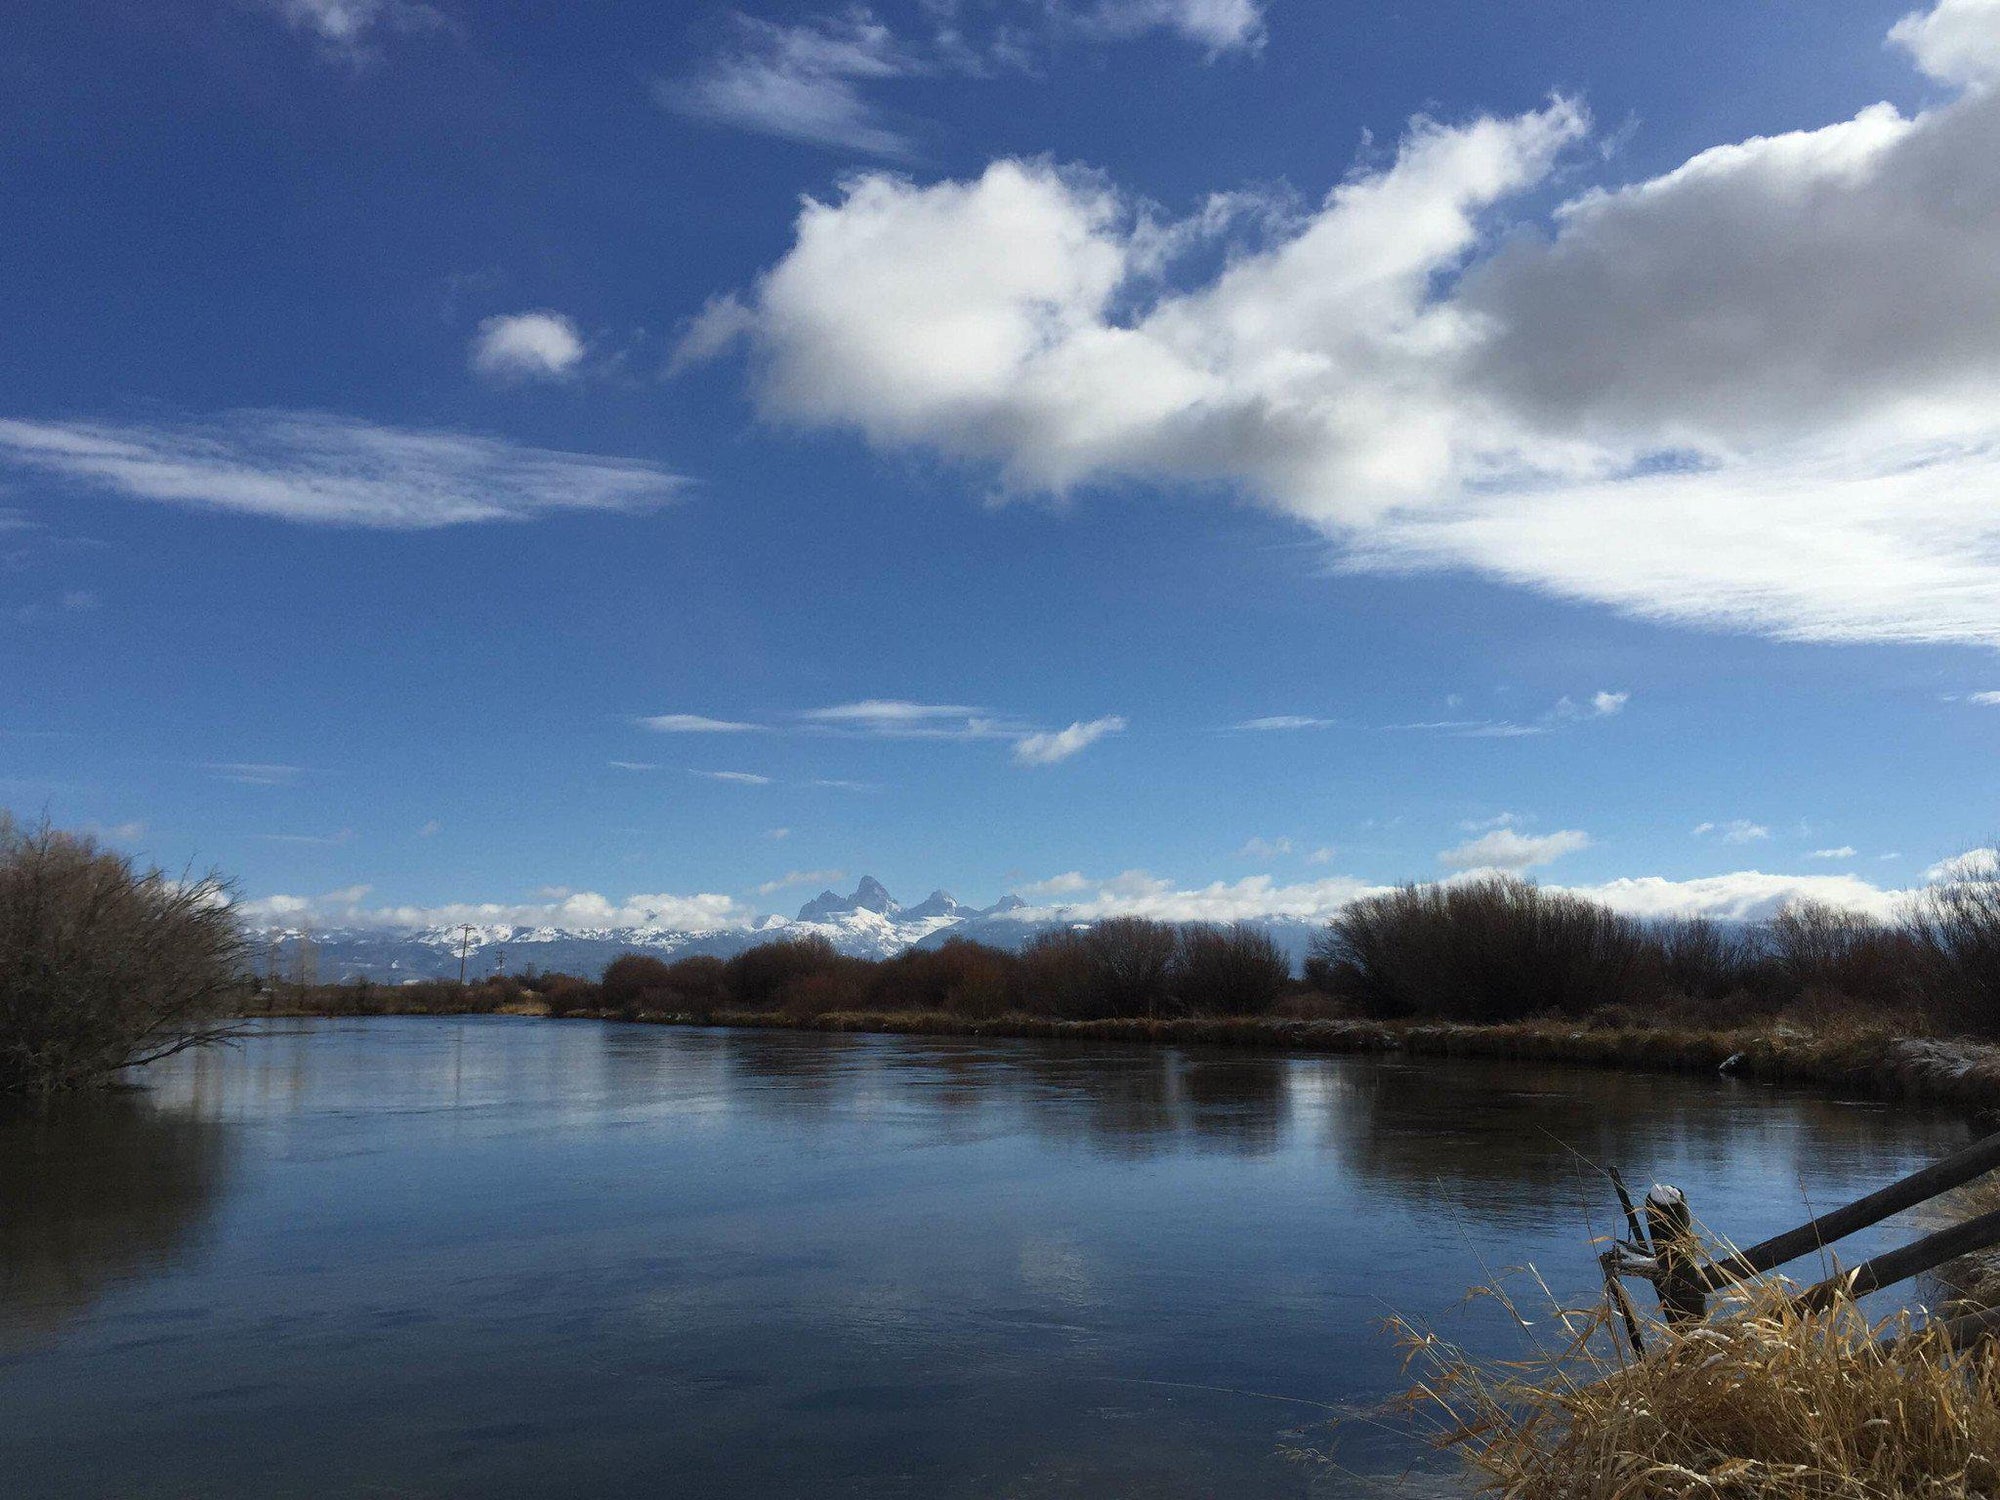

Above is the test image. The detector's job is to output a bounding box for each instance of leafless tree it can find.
[0,816,246,1096]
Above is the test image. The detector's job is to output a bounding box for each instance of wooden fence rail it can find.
[1604,1128,2000,1346]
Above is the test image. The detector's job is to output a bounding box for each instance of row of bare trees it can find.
[1306,872,2000,1029]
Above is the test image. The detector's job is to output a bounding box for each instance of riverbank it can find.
[255,997,2000,1112]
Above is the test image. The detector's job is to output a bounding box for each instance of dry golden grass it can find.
[1392,1270,2000,1499]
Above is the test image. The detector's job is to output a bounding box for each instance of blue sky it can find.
[6,0,2000,931]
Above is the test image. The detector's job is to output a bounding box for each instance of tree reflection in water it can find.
[0,1093,233,1346]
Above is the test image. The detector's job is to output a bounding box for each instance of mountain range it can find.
[257,877,1318,983]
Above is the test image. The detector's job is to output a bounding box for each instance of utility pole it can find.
[458,925,474,987]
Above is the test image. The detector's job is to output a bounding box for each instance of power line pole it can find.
[458,924,474,987]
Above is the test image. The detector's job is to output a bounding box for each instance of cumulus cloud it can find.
[1437,826,1590,872]
[0,412,683,529]
[1694,819,1772,844]
[692,0,2000,648]
[469,311,587,381]
[1013,715,1127,764]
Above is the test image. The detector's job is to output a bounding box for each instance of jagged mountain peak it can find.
[796,876,901,923]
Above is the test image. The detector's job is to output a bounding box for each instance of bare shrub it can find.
[0,817,245,1096]
[722,935,841,1011]
[867,939,1018,1018]
[1019,919,1180,1019]
[1767,898,1919,1014]
[1305,876,1661,1022]
[1911,852,2000,1034]
[1172,922,1291,1016]
[660,954,728,1019]
[601,953,673,1016]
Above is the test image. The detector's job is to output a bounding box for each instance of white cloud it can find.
[1694,819,1772,845]
[418,819,442,837]
[1010,870,1380,923]
[267,0,449,59]
[609,760,661,771]
[1807,846,1859,860]
[663,11,920,157]
[695,1,2000,649]
[208,762,303,786]
[1232,714,1336,731]
[61,590,99,611]
[765,826,792,840]
[1438,826,1590,872]
[0,412,682,529]
[469,311,587,381]
[240,886,758,933]
[1969,691,2000,705]
[253,828,356,846]
[663,3,1264,157]
[694,769,774,785]
[1236,835,1293,859]
[85,820,147,841]
[803,699,1008,737]
[1306,846,1336,864]
[1571,871,1907,924]
[1890,0,2000,87]
[1386,690,1629,738]
[1013,714,1127,764]
[757,867,848,895]
[641,714,760,733]
[1080,0,1265,53]
[1926,847,2000,882]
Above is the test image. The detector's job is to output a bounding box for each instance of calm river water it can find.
[0,1018,1971,1497]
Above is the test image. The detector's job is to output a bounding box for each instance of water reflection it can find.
[0,1019,1968,1500]
[0,1093,233,1346]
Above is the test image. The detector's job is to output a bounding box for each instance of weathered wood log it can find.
[1795,1205,2000,1312]
[1698,1130,2000,1292]
[1646,1185,1707,1324]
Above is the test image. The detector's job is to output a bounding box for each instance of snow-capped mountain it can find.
[264,878,1043,982]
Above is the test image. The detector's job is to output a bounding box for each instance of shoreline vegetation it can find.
[256,863,2000,1111]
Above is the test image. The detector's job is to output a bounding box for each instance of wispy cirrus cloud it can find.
[757,867,848,895]
[0,412,684,529]
[693,769,774,785]
[645,699,1124,764]
[641,714,761,733]
[1694,819,1771,845]
[207,762,305,786]
[1231,714,1337,731]
[1438,826,1590,872]
[263,0,452,62]
[1385,690,1628,738]
[1013,715,1127,764]
[662,2,1264,158]
[1807,846,1859,860]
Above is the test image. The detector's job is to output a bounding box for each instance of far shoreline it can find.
[251,1000,2000,1114]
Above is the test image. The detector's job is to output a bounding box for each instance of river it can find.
[0,1017,1969,1497]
